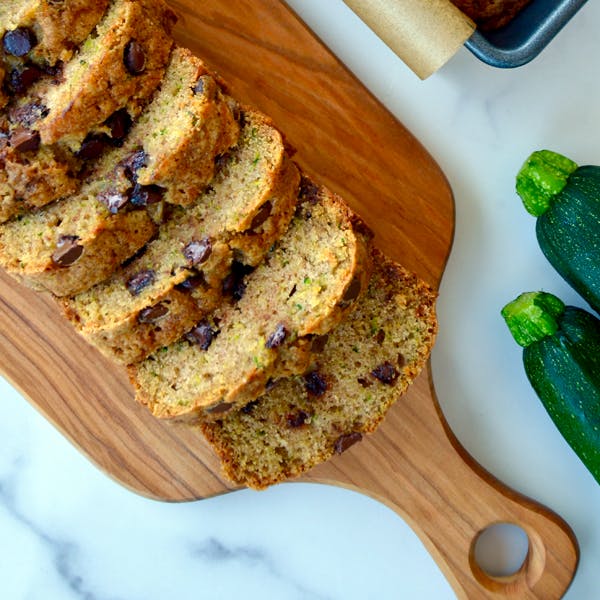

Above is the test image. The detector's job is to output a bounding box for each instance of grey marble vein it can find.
[191,537,335,600]
[0,470,122,600]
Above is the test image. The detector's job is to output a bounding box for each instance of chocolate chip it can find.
[334,432,363,455]
[310,334,329,354]
[185,320,217,350]
[8,102,48,127]
[287,410,310,428]
[222,261,253,301]
[120,149,148,181]
[193,77,205,95]
[241,400,259,415]
[7,65,43,94]
[299,176,320,204]
[138,302,169,324]
[175,273,205,292]
[304,371,327,397]
[375,329,386,345]
[183,238,212,266]
[288,284,297,298]
[214,151,231,173]
[129,183,165,207]
[126,269,155,295]
[124,40,146,75]
[206,402,234,415]
[371,361,399,385]
[265,323,287,349]
[105,109,132,143]
[3,28,37,57]
[9,128,40,153]
[52,235,83,267]
[77,135,108,160]
[357,377,372,388]
[341,276,362,305]
[98,187,129,214]
[250,201,272,230]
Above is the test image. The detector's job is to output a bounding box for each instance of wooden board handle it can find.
[306,369,579,598]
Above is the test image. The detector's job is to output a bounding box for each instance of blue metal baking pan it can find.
[464,0,587,68]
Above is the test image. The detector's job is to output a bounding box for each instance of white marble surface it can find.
[2,1,600,598]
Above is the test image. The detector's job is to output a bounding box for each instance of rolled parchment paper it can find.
[343,0,475,79]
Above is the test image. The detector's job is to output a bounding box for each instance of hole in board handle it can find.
[469,522,546,594]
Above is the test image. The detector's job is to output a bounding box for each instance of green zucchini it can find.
[502,291,600,483]
[516,150,600,314]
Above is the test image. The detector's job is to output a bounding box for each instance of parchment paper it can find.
[343,0,475,79]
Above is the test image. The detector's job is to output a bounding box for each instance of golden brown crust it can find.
[200,248,438,489]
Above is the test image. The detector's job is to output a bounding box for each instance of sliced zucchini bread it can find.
[0,0,175,223]
[130,179,374,422]
[63,109,300,365]
[201,250,438,489]
[0,45,241,296]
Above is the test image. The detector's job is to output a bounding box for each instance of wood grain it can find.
[0,1,577,598]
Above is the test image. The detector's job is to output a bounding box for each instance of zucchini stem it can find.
[501,291,565,347]
[516,150,578,217]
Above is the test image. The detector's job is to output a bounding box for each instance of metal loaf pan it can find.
[464,0,587,68]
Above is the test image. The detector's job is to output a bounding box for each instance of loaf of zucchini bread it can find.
[0,0,438,489]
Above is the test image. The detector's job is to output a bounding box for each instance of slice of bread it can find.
[34,0,176,147]
[130,179,373,422]
[0,0,175,223]
[1,0,110,66]
[63,109,300,365]
[128,46,241,207]
[0,179,157,297]
[200,250,438,489]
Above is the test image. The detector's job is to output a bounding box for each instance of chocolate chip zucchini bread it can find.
[1,1,110,67]
[63,109,300,365]
[33,0,176,147]
[201,250,438,489]
[0,40,243,296]
[131,180,374,422]
[110,46,241,207]
[0,178,157,297]
[0,0,175,223]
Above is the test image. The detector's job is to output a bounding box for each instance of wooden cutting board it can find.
[0,1,578,598]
